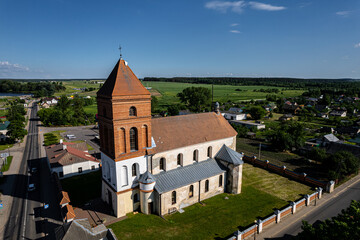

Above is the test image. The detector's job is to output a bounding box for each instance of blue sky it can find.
[1,0,359,79]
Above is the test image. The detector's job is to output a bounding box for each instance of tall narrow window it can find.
[172,191,176,205]
[132,163,137,177]
[177,153,183,166]
[219,175,223,187]
[207,146,212,158]
[103,106,107,117]
[130,127,138,151]
[205,180,209,192]
[129,106,137,116]
[193,150,199,162]
[160,158,165,171]
[142,125,148,148]
[189,185,194,198]
[120,128,126,153]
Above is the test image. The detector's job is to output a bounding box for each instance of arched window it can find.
[129,106,137,116]
[134,193,139,203]
[205,180,209,192]
[160,158,165,171]
[193,150,199,162]
[207,146,212,158]
[189,185,194,198]
[219,175,223,187]
[120,128,126,153]
[177,153,183,166]
[132,163,137,177]
[130,127,138,151]
[172,191,176,205]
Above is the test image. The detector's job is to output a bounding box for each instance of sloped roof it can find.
[326,142,360,158]
[215,145,244,166]
[150,112,237,154]
[59,191,71,205]
[45,142,99,168]
[139,171,155,184]
[97,59,150,98]
[154,159,226,194]
[63,204,76,221]
[323,133,339,142]
[0,121,10,131]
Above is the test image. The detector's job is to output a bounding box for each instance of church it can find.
[97,57,244,218]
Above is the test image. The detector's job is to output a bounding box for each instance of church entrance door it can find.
[148,202,153,214]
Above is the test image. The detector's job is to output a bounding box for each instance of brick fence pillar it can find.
[275,209,281,223]
[282,166,286,175]
[302,173,307,182]
[326,180,335,193]
[305,194,310,206]
[318,187,323,199]
[290,201,296,214]
[234,230,242,240]
[265,160,269,169]
[257,219,263,233]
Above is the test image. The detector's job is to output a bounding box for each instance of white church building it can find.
[97,58,244,217]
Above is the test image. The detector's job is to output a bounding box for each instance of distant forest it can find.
[0,80,65,97]
[143,77,360,89]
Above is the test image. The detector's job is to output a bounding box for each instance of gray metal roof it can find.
[215,145,244,166]
[323,133,339,142]
[154,159,226,194]
[139,171,156,183]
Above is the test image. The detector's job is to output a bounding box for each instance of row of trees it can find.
[296,200,360,239]
[6,100,28,142]
[0,80,65,97]
[37,95,95,126]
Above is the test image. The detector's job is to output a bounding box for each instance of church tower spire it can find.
[97,58,152,161]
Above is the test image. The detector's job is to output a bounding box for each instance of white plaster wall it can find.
[152,137,235,174]
[160,173,225,215]
[101,152,147,192]
[224,113,247,121]
[51,161,100,179]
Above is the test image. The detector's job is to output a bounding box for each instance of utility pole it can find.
[259,143,261,160]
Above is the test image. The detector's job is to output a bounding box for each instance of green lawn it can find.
[0,144,13,151]
[44,130,66,146]
[109,163,312,239]
[1,156,13,172]
[61,170,102,207]
[84,104,97,115]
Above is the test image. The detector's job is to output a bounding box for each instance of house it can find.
[329,110,347,117]
[97,58,244,218]
[43,97,58,106]
[54,219,117,240]
[317,112,329,119]
[282,104,301,114]
[228,107,243,113]
[40,102,50,108]
[229,120,266,130]
[322,133,339,144]
[45,141,100,178]
[325,142,360,158]
[315,105,329,113]
[279,114,294,121]
[222,111,247,121]
[263,103,277,112]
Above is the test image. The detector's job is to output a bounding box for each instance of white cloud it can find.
[249,1,286,11]
[231,23,239,26]
[0,61,30,73]
[355,43,360,48]
[230,30,241,33]
[205,1,246,14]
[336,11,351,16]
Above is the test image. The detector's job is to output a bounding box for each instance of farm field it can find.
[55,80,103,97]
[145,81,304,108]
[108,163,312,240]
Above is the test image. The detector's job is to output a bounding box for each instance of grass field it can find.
[84,103,97,115]
[0,143,13,151]
[145,81,304,108]
[58,80,305,112]
[108,163,312,239]
[61,170,102,206]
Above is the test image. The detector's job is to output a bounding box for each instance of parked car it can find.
[66,134,76,139]
[28,183,36,192]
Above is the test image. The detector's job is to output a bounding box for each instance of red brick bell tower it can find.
[97,59,152,161]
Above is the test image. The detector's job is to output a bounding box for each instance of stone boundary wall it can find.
[229,188,324,240]
[242,155,334,192]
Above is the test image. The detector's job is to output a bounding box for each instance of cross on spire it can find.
[119,45,122,59]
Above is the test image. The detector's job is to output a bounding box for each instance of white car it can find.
[28,183,36,192]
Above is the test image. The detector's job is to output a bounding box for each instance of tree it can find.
[248,106,267,120]
[56,94,70,112]
[296,200,360,240]
[231,124,248,137]
[177,87,211,112]
[327,151,359,180]
[151,96,159,113]
[265,121,306,151]
[6,120,27,142]
[167,105,180,116]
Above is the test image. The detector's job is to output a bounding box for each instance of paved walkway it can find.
[0,104,32,236]
[257,173,360,240]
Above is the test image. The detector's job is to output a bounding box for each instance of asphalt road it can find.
[4,103,62,240]
[261,176,360,239]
